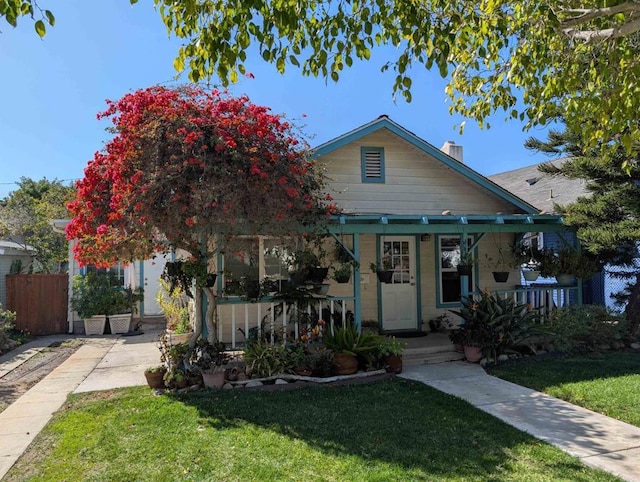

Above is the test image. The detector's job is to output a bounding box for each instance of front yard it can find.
[6,379,618,481]
[488,350,640,428]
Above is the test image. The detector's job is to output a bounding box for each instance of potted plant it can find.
[514,242,543,281]
[144,365,166,389]
[484,243,519,283]
[191,339,231,388]
[378,336,405,374]
[331,263,352,284]
[538,248,599,284]
[322,324,381,374]
[370,257,394,283]
[109,285,144,334]
[450,290,541,363]
[455,252,477,276]
[70,273,114,335]
[157,278,193,344]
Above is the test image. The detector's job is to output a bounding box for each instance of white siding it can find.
[0,254,33,308]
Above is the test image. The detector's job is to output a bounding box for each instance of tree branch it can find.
[562,16,640,41]
[558,1,640,41]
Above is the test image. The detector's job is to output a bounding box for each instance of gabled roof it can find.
[312,115,539,214]
[488,158,587,213]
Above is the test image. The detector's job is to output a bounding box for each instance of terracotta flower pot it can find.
[332,352,358,375]
[202,371,225,389]
[463,345,483,363]
[144,371,166,389]
[384,355,403,374]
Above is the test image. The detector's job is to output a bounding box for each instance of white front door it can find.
[142,254,171,317]
[381,236,418,331]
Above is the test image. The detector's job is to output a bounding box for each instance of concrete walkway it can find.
[1,334,640,481]
[0,329,162,479]
[401,363,640,482]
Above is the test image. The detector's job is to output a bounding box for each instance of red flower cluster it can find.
[66,85,338,266]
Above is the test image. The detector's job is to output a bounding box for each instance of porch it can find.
[214,284,579,363]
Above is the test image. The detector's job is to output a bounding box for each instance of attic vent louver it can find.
[361,147,385,183]
[365,151,382,178]
[526,177,539,186]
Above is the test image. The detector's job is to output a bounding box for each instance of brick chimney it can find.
[441,140,463,163]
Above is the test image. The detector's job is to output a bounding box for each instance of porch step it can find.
[403,347,465,365]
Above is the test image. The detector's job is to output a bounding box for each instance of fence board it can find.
[6,274,68,335]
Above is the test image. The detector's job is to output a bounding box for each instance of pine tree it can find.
[525,130,640,335]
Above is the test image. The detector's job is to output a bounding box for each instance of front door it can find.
[142,254,171,316]
[381,236,418,331]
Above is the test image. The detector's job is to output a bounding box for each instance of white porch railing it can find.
[493,285,580,321]
[216,296,355,349]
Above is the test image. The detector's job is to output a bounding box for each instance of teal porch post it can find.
[353,233,362,331]
[460,232,470,298]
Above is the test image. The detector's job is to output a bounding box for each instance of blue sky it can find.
[0,1,555,198]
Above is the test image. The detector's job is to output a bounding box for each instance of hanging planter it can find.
[244,279,261,299]
[555,274,575,286]
[522,269,540,282]
[375,270,394,283]
[492,271,509,283]
[456,264,473,276]
[309,267,329,283]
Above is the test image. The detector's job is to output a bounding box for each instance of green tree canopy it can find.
[0,177,75,272]
[6,1,640,162]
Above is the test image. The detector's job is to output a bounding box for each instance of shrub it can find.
[0,304,17,354]
[547,305,627,353]
[156,278,192,333]
[243,340,294,377]
[450,290,542,360]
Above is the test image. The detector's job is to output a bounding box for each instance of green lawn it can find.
[7,379,619,481]
[488,351,640,428]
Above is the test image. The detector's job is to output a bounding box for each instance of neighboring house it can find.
[0,240,34,307]
[62,116,576,339]
[53,219,170,334]
[489,160,607,307]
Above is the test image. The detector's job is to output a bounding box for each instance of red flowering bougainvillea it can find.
[67,85,337,343]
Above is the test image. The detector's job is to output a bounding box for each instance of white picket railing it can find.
[216,296,355,349]
[493,284,579,321]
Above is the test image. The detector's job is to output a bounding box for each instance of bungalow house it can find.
[212,116,572,345]
[62,116,576,340]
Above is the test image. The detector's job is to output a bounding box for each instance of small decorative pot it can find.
[463,345,483,363]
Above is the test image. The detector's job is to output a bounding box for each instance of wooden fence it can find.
[6,274,68,335]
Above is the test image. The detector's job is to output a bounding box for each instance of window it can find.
[437,236,474,305]
[83,263,126,286]
[223,237,293,293]
[361,147,385,183]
